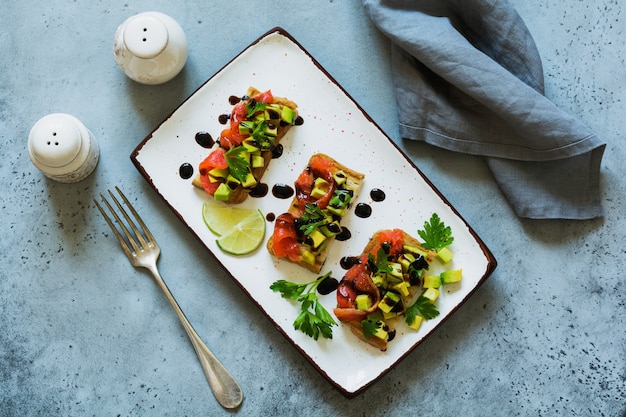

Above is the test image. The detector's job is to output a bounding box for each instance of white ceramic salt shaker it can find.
[113,11,188,85]
[28,113,99,183]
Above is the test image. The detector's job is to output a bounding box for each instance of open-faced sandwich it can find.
[192,87,299,204]
[334,229,438,351]
[267,153,365,273]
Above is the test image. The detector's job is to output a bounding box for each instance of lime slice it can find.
[215,209,266,255]
[202,202,261,236]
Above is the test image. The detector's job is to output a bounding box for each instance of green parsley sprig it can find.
[417,213,454,251]
[405,295,440,325]
[224,146,250,183]
[270,272,337,340]
[245,99,268,119]
[368,246,392,274]
[361,319,382,339]
[299,203,328,235]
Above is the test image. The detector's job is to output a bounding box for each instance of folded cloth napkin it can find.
[363,0,606,219]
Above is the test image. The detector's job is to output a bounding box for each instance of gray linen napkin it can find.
[363,0,606,219]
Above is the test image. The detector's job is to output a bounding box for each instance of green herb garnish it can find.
[417,213,454,251]
[368,246,393,274]
[224,146,250,183]
[299,203,328,235]
[245,99,268,119]
[270,272,337,340]
[361,319,382,339]
[329,189,352,210]
[405,295,440,324]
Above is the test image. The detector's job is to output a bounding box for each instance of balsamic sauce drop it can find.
[272,144,284,159]
[355,203,372,218]
[195,131,215,148]
[266,212,276,222]
[228,95,242,105]
[249,183,269,198]
[335,227,351,241]
[317,276,339,295]
[272,183,294,199]
[178,163,194,179]
[370,188,386,202]
[340,256,361,270]
[218,114,230,125]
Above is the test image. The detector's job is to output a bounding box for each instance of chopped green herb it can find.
[270,272,337,340]
[224,146,250,183]
[329,189,352,209]
[299,203,328,235]
[368,247,393,274]
[405,295,440,325]
[417,213,454,251]
[361,319,381,339]
[245,99,268,119]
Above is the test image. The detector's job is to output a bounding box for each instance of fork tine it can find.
[113,186,157,246]
[105,188,149,252]
[94,197,134,256]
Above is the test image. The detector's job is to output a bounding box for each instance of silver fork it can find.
[94,186,243,409]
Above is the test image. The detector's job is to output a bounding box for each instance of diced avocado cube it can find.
[241,172,257,189]
[265,105,281,120]
[378,291,400,313]
[385,272,403,285]
[398,253,415,272]
[242,139,260,153]
[301,250,315,266]
[333,171,347,186]
[280,106,295,124]
[208,167,229,179]
[407,315,423,330]
[372,273,387,289]
[382,310,398,320]
[213,183,232,201]
[403,244,428,258]
[319,221,340,237]
[264,124,278,137]
[389,262,403,279]
[423,275,441,289]
[441,269,462,284]
[423,288,440,303]
[372,321,388,340]
[355,294,372,310]
[392,281,410,297]
[238,121,255,135]
[310,177,330,199]
[251,154,265,168]
[326,206,345,217]
[307,228,327,249]
[437,247,454,264]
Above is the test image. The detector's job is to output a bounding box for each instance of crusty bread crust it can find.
[336,229,434,351]
[267,153,365,273]
[192,86,298,204]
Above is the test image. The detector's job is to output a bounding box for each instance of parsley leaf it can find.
[361,319,381,339]
[417,213,454,251]
[224,146,250,183]
[368,247,393,274]
[270,272,338,340]
[405,295,440,324]
[245,99,268,119]
[329,189,352,210]
[299,203,328,235]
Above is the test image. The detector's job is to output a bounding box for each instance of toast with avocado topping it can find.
[192,86,299,204]
[267,153,365,273]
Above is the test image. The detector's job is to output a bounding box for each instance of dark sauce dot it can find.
[249,182,268,198]
[317,276,339,295]
[218,114,230,124]
[336,227,351,241]
[294,116,304,126]
[195,131,215,148]
[272,183,294,199]
[271,144,284,159]
[266,212,276,222]
[179,162,193,179]
[340,256,361,270]
[370,188,386,202]
[327,223,341,234]
[355,203,372,218]
[387,329,396,342]
[228,95,241,105]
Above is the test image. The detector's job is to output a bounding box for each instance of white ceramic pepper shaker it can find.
[28,113,99,183]
[113,11,188,85]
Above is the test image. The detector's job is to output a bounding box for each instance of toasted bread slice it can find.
[267,153,365,273]
[192,86,299,204]
[334,229,435,351]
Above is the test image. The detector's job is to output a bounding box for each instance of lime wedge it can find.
[202,202,261,236]
[215,209,266,255]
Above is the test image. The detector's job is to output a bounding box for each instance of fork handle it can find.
[147,265,244,409]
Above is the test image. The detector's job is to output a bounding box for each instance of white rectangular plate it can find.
[131,28,496,397]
